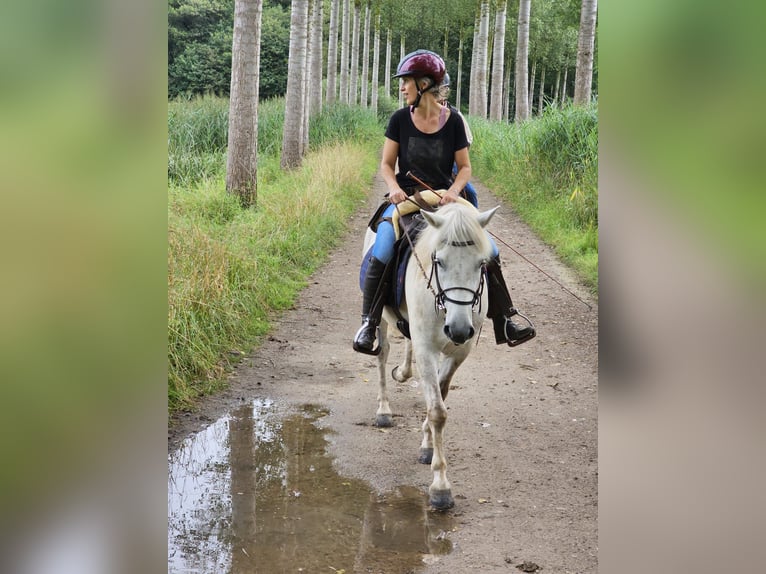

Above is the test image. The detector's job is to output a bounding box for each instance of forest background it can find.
[169,0,593,113]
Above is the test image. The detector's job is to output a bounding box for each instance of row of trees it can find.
[176,0,598,206]
[169,0,596,114]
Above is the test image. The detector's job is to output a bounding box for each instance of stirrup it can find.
[505,308,536,347]
[353,323,382,356]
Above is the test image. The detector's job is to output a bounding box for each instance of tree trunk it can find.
[360,2,371,108]
[398,35,405,107]
[339,0,350,104]
[371,12,380,113]
[281,0,309,169]
[456,32,464,110]
[553,70,560,107]
[301,6,311,156]
[226,0,263,208]
[528,59,536,112]
[574,0,597,105]
[384,28,391,97]
[469,13,479,115]
[325,0,339,104]
[349,0,360,105]
[537,67,546,115]
[503,54,512,120]
[514,0,531,122]
[561,66,568,103]
[489,0,507,121]
[474,0,490,119]
[309,0,323,115]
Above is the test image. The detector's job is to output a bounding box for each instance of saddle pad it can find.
[391,190,475,240]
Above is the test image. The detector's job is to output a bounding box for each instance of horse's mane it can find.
[418,203,492,256]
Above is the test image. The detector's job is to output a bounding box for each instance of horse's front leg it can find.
[417,356,454,510]
[419,352,465,462]
[374,321,393,427]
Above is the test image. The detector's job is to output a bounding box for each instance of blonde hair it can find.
[418,78,450,102]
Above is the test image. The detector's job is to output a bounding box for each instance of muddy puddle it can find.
[168,399,454,573]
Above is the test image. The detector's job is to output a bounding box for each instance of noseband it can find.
[427,243,486,314]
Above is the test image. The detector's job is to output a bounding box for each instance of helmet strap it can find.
[411,77,433,109]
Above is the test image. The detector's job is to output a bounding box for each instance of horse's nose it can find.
[444,324,475,345]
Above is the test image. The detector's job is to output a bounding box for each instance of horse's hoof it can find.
[374,414,393,428]
[418,447,433,464]
[429,489,455,510]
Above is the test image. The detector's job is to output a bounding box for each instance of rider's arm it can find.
[381,137,407,204]
[441,147,471,204]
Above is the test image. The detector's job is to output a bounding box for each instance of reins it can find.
[393,200,439,301]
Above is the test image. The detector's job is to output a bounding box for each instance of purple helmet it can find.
[393,50,446,85]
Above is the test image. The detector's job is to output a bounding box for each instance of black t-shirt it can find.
[384,106,469,191]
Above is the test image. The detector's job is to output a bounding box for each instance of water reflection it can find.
[168,400,453,573]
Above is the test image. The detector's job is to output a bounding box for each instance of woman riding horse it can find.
[353,49,535,355]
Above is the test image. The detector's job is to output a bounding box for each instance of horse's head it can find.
[420,204,498,345]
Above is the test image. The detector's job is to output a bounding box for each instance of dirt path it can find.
[169,173,598,573]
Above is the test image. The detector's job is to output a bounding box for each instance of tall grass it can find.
[168,97,381,411]
[470,104,598,290]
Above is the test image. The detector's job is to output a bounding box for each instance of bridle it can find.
[393,198,487,316]
[427,244,487,315]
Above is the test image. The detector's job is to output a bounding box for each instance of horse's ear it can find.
[476,206,499,228]
[421,209,445,229]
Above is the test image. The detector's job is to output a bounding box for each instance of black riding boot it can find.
[353,256,388,355]
[485,256,536,347]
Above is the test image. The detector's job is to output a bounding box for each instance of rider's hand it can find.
[439,189,461,205]
[388,188,407,204]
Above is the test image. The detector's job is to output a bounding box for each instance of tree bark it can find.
[226,0,263,208]
[503,54,512,120]
[489,0,507,121]
[371,12,380,113]
[360,2,371,108]
[281,0,309,169]
[349,0,361,105]
[398,35,405,107]
[339,0,350,104]
[514,0,531,122]
[473,1,490,119]
[574,0,597,105]
[561,66,568,103]
[325,0,339,104]
[309,0,323,115]
[384,28,392,98]
[456,32,464,110]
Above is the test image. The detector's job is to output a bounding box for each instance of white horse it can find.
[362,201,498,509]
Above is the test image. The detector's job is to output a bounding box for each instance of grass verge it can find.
[470,104,598,291]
